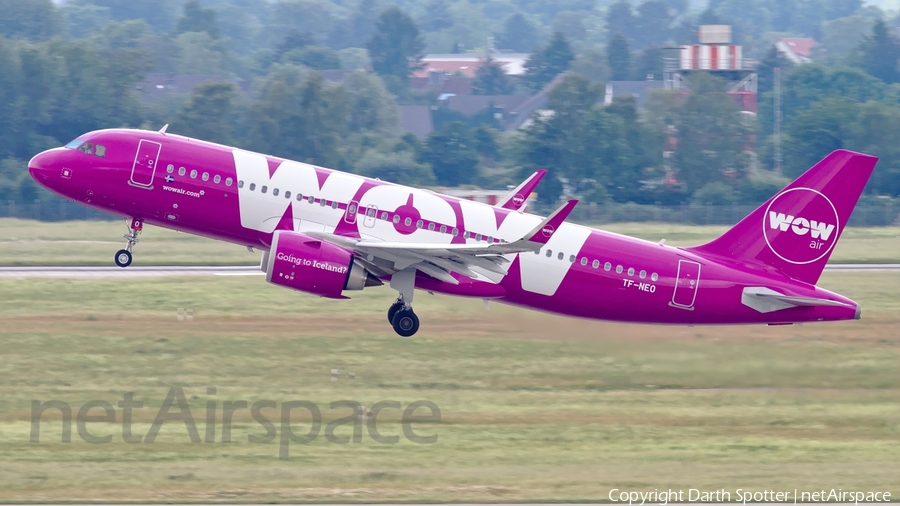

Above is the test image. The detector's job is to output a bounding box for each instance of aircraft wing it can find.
[495,169,546,212]
[307,199,578,285]
[741,287,855,313]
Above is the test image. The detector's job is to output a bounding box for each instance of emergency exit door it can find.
[130,140,161,188]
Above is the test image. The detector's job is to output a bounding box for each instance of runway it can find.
[0,264,898,278]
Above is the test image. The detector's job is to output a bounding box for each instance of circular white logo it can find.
[762,187,840,265]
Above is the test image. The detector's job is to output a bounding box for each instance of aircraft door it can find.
[670,259,701,309]
[344,200,359,224]
[363,205,378,228]
[130,140,162,189]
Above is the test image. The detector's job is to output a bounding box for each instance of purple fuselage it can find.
[28,129,862,325]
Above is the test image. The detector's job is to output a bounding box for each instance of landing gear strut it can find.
[388,268,419,337]
[115,218,142,268]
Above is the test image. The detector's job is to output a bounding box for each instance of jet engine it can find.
[264,230,382,298]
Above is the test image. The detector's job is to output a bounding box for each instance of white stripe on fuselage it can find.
[232,149,591,296]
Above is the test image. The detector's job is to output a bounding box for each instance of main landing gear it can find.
[388,268,419,337]
[115,218,142,268]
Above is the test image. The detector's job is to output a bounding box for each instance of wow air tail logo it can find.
[763,187,840,265]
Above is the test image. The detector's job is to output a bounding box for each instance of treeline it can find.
[0,0,899,209]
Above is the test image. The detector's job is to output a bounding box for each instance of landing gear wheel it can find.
[387,301,404,323]
[115,249,133,268]
[391,309,419,337]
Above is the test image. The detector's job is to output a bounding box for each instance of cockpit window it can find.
[78,142,94,155]
[94,145,106,158]
[64,138,85,149]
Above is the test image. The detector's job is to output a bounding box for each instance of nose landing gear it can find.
[115,218,142,268]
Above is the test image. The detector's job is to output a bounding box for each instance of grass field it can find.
[0,272,898,502]
[1,218,899,266]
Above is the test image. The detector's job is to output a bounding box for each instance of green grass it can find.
[1,218,899,266]
[0,272,898,501]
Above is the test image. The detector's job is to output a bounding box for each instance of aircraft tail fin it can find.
[688,150,877,285]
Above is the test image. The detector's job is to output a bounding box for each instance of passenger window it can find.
[628,267,635,276]
[367,208,376,218]
[237,180,243,188]
[284,191,291,199]
[319,199,326,207]
[616,265,623,274]
[308,195,314,203]
[348,204,356,213]
[451,228,458,236]
[202,172,209,181]
[297,193,303,201]
[546,249,552,257]
[416,220,423,229]
[179,167,186,176]
[272,188,279,196]
[78,142,93,155]
[428,223,435,231]
[604,262,612,271]
[381,212,388,220]
[167,165,174,174]
[214,175,221,184]
[557,252,564,261]
[569,255,575,263]
[580,257,588,266]
[249,183,256,191]
[392,215,400,224]
[95,145,106,158]
[226,177,233,187]
[475,233,482,241]
[593,260,600,269]
[488,236,494,243]
[440,225,447,234]
[404,217,412,226]
[261,185,267,194]
[651,273,659,281]
[332,201,339,210]
[640,270,646,279]
[190,169,198,179]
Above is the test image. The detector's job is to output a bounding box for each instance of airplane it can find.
[28,127,877,337]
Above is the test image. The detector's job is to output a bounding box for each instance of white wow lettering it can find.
[768,212,835,241]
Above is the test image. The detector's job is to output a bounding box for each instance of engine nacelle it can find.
[264,230,381,298]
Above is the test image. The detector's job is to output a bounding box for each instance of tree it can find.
[523,32,574,91]
[276,29,316,59]
[633,0,672,48]
[175,0,220,39]
[0,0,63,41]
[366,6,423,93]
[855,19,900,84]
[419,0,453,32]
[342,72,399,133]
[667,73,752,195]
[633,47,663,81]
[605,1,635,43]
[419,122,479,186]
[551,11,586,42]
[607,33,631,81]
[283,46,341,70]
[472,56,514,95]
[495,13,539,52]
[173,82,237,145]
[248,69,348,166]
[83,0,178,33]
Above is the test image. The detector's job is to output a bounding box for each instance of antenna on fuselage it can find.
[158,124,169,134]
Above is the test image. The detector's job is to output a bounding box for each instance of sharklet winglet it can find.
[510,199,578,249]
[496,169,546,211]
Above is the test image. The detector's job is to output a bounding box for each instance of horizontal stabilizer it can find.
[741,286,854,313]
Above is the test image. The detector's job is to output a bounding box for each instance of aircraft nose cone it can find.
[28,151,52,181]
